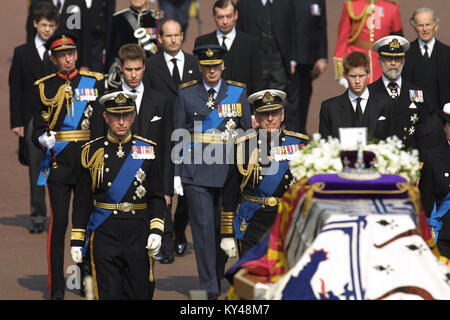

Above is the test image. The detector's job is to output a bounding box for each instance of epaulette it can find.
[179,80,198,89]
[283,130,309,141]
[133,135,157,146]
[226,80,246,88]
[81,136,104,149]
[34,73,56,86]
[79,70,104,81]
[236,132,257,144]
[113,7,130,16]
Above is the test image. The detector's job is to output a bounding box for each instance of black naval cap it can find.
[99,91,137,114]
[248,89,287,113]
[373,35,410,57]
[45,31,78,52]
[193,44,227,66]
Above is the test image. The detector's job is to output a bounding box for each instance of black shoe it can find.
[29,222,45,234]
[159,252,175,264]
[174,241,187,256]
[51,290,64,300]
[207,292,219,300]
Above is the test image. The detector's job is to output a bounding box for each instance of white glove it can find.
[146,233,162,257]
[338,77,349,89]
[220,237,237,258]
[174,176,184,196]
[38,131,56,149]
[71,246,83,263]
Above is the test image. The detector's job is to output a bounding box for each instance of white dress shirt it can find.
[261,0,273,6]
[203,79,222,100]
[216,27,236,51]
[348,88,369,114]
[35,34,48,61]
[418,37,436,57]
[122,81,144,114]
[163,50,185,81]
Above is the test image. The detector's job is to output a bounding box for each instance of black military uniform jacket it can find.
[72,133,166,247]
[221,129,309,238]
[32,70,104,184]
[419,143,450,240]
[369,77,429,156]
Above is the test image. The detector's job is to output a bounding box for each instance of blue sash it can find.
[233,135,302,240]
[81,140,150,256]
[37,76,96,186]
[428,192,450,242]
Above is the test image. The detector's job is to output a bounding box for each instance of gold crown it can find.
[206,48,214,58]
[114,93,127,104]
[61,35,68,44]
[262,92,275,103]
[389,38,400,49]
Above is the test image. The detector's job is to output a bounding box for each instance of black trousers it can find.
[90,218,154,300]
[286,64,314,133]
[173,195,189,243]
[160,204,174,255]
[260,40,288,92]
[46,176,91,298]
[241,209,277,255]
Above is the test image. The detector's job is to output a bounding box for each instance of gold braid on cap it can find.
[39,82,74,130]
[81,144,105,192]
[237,143,260,191]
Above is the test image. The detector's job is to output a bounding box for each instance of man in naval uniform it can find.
[71,91,166,300]
[220,89,309,257]
[32,32,104,300]
[369,35,429,159]
[172,44,252,299]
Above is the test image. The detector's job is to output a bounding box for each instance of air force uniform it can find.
[172,45,252,298]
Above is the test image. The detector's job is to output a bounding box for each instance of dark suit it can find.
[173,78,252,296]
[419,144,450,257]
[9,40,55,227]
[194,30,264,97]
[319,89,391,140]
[236,0,296,90]
[144,50,200,253]
[403,39,450,111]
[369,78,429,158]
[286,0,327,133]
[27,0,91,68]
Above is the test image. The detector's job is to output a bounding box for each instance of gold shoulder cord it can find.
[81,144,105,192]
[237,142,260,191]
[347,1,373,44]
[39,82,74,130]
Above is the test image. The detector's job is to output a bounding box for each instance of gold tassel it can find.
[81,144,105,192]
[39,82,73,130]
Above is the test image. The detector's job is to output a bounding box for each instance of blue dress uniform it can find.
[31,33,104,300]
[173,45,252,299]
[77,92,166,300]
[221,91,309,255]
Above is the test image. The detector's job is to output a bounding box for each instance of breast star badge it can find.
[116,146,125,158]
[206,98,215,110]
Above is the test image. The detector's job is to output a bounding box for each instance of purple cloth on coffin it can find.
[307,174,410,200]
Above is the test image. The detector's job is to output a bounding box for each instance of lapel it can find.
[182,51,198,81]
[26,42,45,79]
[366,89,383,132]
[215,79,228,104]
[253,0,267,31]
[338,91,354,128]
[155,52,178,94]
[138,88,157,133]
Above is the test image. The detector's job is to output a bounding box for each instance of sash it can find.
[181,85,244,160]
[233,135,303,240]
[37,76,96,186]
[428,192,450,242]
[81,140,150,256]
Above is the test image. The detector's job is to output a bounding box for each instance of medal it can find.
[116,145,125,158]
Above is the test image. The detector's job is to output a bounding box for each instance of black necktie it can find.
[56,0,62,12]
[131,89,137,93]
[387,82,399,98]
[171,58,181,85]
[424,44,430,59]
[220,36,227,49]
[355,97,363,121]
[208,88,216,101]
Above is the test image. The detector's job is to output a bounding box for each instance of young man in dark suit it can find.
[369,35,430,159]
[194,0,263,97]
[144,18,200,262]
[236,0,296,92]
[9,2,59,234]
[319,51,391,140]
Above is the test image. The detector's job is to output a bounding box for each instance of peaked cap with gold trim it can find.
[193,44,227,66]
[248,89,286,113]
[99,91,137,113]
[373,35,410,57]
[45,31,77,52]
